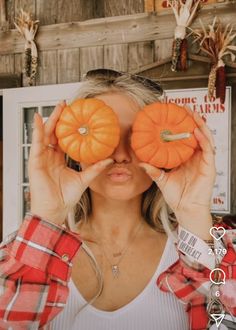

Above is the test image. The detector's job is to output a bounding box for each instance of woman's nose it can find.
[111,137,132,164]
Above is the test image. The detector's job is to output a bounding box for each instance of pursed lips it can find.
[107,167,132,182]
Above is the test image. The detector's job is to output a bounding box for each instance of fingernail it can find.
[101,158,114,166]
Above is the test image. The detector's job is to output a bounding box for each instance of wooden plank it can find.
[14,52,30,86]
[0,4,235,54]
[57,0,94,23]
[57,48,80,83]
[94,0,105,18]
[154,38,173,61]
[144,0,155,12]
[0,0,7,23]
[130,57,171,74]
[79,46,104,79]
[6,0,15,29]
[0,73,22,88]
[103,0,144,16]
[36,0,57,25]
[104,44,128,71]
[0,55,14,73]
[15,0,36,17]
[128,41,154,72]
[36,50,57,85]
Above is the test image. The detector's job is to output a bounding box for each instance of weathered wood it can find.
[144,0,155,12]
[104,44,128,71]
[103,0,144,16]
[0,0,7,23]
[128,41,154,72]
[79,46,104,79]
[36,0,57,25]
[0,54,14,73]
[6,0,14,29]
[189,54,236,69]
[14,0,36,18]
[14,52,25,85]
[36,50,57,85]
[57,48,80,83]
[0,73,22,87]
[94,0,105,18]
[1,3,235,55]
[154,38,173,61]
[57,0,95,23]
[131,57,172,74]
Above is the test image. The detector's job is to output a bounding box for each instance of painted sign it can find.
[165,87,231,213]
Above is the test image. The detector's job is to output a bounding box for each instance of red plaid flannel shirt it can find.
[0,214,236,330]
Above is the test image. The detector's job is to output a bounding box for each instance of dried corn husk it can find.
[168,0,201,71]
[208,64,217,99]
[216,64,226,104]
[179,38,188,70]
[14,9,39,85]
[171,38,182,71]
[190,17,236,103]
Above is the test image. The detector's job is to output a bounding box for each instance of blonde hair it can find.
[67,73,176,233]
[66,72,177,311]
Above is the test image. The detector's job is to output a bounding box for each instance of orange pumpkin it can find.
[131,102,198,169]
[55,98,120,164]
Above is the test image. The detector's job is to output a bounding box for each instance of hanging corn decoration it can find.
[168,0,201,72]
[14,9,39,86]
[190,18,236,103]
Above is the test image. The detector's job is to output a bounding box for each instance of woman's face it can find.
[81,93,153,200]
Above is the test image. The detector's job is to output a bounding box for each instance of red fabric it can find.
[0,213,236,329]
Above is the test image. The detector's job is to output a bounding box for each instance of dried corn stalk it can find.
[168,0,201,71]
[14,9,39,85]
[190,17,236,103]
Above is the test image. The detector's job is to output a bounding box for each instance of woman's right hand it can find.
[28,101,114,225]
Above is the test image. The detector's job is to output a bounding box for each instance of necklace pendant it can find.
[111,265,119,277]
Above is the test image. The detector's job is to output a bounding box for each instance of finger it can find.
[183,105,193,117]
[193,111,215,150]
[194,127,215,170]
[183,106,215,151]
[80,158,114,187]
[138,163,168,189]
[44,101,66,145]
[30,113,45,159]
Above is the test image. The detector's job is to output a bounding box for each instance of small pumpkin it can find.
[131,102,198,169]
[55,98,120,164]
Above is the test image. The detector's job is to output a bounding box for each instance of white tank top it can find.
[50,237,189,330]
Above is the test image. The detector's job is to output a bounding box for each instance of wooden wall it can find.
[0,0,236,216]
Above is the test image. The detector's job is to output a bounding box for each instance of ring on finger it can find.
[47,143,57,150]
[154,170,166,184]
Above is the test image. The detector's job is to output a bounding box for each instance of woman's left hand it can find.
[138,110,216,235]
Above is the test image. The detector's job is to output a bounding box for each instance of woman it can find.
[0,69,235,330]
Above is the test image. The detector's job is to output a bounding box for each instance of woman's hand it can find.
[139,110,216,238]
[28,101,113,225]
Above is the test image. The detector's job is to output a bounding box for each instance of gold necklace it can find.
[99,221,144,278]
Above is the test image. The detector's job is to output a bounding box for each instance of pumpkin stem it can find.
[161,129,191,142]
[78,126,89,135]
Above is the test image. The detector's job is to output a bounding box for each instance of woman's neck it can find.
[80,192,145,246]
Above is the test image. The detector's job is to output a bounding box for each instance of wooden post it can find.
[0,0,7,23]
[144,0,155,12]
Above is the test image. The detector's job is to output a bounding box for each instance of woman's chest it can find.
[71,236,167,311]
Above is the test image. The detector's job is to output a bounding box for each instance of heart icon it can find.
[210,226,226,241]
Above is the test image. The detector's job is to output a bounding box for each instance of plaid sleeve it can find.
[9,213,82,282]
[157,229,236,330]
[0,213,82,329]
